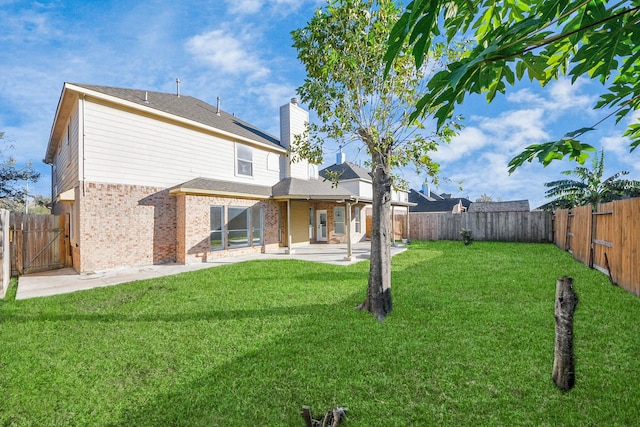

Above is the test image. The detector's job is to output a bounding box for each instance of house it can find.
[468,200,530,212]
[44,83,410,273]
[409,181,472,213]
[320,158,411,240]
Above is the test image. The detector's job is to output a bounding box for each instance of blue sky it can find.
[1,0,638,209]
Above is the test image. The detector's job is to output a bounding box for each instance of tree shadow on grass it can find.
[102,289,375,426]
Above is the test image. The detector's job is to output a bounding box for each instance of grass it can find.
[1,241,639,426]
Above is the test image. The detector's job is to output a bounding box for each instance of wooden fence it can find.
[0,211,71,297]
[409,211,554,243]
[554,198,640,296]
[366,213,408,241]
[0,209,10,298]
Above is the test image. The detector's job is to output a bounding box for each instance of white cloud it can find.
[185,29,270,80]
[506,78,595,118]
[432,127,489,162]
[250,82,297,110]
[601,135,629,157]
[466,108,549,158]
[225,0,317,16]
[226,0,264,15]
[506,88,545,105]
[0,7,62,43]
[547,78,595,112]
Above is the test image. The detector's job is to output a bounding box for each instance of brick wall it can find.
[179,195,281,264]
[79,182,176,272]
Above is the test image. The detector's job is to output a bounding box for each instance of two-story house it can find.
[44,83,410,273]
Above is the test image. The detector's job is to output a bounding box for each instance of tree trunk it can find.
[552,277,578,391]
[357,146,393,321]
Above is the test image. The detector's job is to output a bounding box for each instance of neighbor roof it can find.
[468,200,530,212]
[320,162,371,182]
[409,189,472,213]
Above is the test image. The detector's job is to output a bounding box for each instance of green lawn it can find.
[1,241,639,426]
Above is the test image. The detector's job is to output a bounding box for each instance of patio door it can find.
[316,210,327,242]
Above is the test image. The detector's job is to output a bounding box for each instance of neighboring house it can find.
[320,157,412,240]
[468,200,530,212]
[44,83,409,273]
[409,182,472,213]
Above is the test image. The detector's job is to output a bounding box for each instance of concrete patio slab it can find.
[16,242,406,300]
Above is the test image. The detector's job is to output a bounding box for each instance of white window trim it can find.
[235,143,253,177]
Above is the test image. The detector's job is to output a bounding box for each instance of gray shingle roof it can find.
[468,200,530,212]
[272,177,355,199]
[319,162,372,182]
[408,189,472,212]
[171,176,357,200]
[171,177,273,198]
[71,83,281,148]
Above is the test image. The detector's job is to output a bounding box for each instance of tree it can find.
[475,193,494,202]
[1,132,40,202]
[292,0,460,320]
[385,0,640,171]
[543,150,640,210]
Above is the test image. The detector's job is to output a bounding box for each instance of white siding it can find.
[82,100,283,188]
[54,103,80,196]
[280,101,311,180]
[340,180,373,199]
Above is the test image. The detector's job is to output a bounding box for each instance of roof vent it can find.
[144,91,149,104]
[176,78,181,97]
[216,97,221,115]
[291,97,298,105]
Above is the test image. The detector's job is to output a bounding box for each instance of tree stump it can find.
[301,406,347,427]
[552,277,578,391]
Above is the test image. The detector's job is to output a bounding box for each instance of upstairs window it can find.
[236,144,253,177]
[308,164,318,179]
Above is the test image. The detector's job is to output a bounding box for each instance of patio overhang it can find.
[169,177,272,199]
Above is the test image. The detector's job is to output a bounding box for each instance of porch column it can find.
[344,202,352,261]
[286,199,295,254]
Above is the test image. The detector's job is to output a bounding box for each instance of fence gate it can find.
[11,214,69,275]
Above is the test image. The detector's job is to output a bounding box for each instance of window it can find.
[308,164,318,179]
[236,144,253,176]
[210,206,224,250]
[267,152,279,171]
[210,205,264,250]
[228,207,250,248]
[354,206,361,233]
[251,205,263,245]
[334,206,345,234]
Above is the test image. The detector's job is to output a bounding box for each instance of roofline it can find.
[272,195,364,202]
[44,83,71,164]
[45,83,286,163]
[169,187,271,199]
[68,83,286,152]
